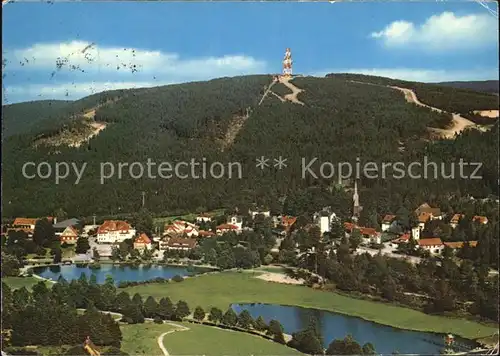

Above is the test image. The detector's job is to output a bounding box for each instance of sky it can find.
[2,1,499,104]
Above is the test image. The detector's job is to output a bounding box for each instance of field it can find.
[123,271,498,339]
[121,322,302,356]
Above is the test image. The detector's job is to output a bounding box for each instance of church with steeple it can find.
[352,180,363,223]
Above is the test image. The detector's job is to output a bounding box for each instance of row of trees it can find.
[2,281,122,348]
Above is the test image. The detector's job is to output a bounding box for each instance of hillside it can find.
[1,74,499,221]
[436,80,499,94]
[2,100,72,138]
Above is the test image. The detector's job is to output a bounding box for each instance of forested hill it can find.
[1,74,499,220]
[436,80,499,94]
[2,100,72,137]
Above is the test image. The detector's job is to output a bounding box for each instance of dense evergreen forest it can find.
[436,80,499,94]
[2,100,72,137]
[327,73,499,114]
[1,75,499,220]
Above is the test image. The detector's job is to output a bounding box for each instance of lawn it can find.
[120,323,177,355]
[25,246,75,260]
[121,322,302,356]
[124,271,498,340]
[3,276,52,289]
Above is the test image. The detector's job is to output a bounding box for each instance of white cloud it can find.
[4,81,176,102]
[313,67,499,83]
[370,12,498,51]
[5,67,498,104]
[4,41,267,79]
[3,40,268,103]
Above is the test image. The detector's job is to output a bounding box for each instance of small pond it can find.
[33,264,211,284]
[232,303,477,354]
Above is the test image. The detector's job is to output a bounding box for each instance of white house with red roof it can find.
[60,226,79,245]
[418,238,444,255]
[10,217,55,236]
[472,216,488,225]
[381,215,397,232]
[227,215,243,230]
[97,220,136,243]
[198,230,215,238]
[216,223,241,235]
[164,220,199,237]
[133,233,153,250]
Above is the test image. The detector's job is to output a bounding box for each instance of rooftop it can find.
[418,238,443,247]
[54,218,81,229]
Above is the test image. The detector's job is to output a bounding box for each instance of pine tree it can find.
[236,310,254,329]
[143,296,158,318]
[254,316,268,332]
[115,292,131,313]
[174,300,190,320]
[157,297,175,320]
[222,308,237,326]
[208,307,223,323]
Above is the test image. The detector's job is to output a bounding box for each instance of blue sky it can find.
[2,1,499,103]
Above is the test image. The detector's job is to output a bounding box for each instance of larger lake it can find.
[33,264,210,284]
[232,303,477,354]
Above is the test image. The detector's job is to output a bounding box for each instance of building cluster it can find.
[345,199,488,256]
[3,207,301,259]
[4,181,489,261]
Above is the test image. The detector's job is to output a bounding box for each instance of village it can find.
[2,180,491,269]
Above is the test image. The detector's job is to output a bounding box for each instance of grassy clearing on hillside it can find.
[123,272,498,339]
[157,322,302,356]
[3,276,51,289]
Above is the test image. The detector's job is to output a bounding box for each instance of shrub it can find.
[172,274,184,282]
[193,306,205,321]
[154,316,164,324]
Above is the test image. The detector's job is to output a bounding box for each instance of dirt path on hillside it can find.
[389,85,477,139]
[259,76,304,106]
[349,80,482,139]
[219,107,251,152]
[280,77,305,105]
[473,110,499,118]
[68,107,108,148]
[69,121,107,148]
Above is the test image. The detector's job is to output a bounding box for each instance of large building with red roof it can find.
[133,233,153,250]
[97,220,136,243]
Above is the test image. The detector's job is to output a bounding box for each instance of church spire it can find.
[352,180,362,222]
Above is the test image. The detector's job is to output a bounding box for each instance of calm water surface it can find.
[232,303,476,354]
[33,264,205,284]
